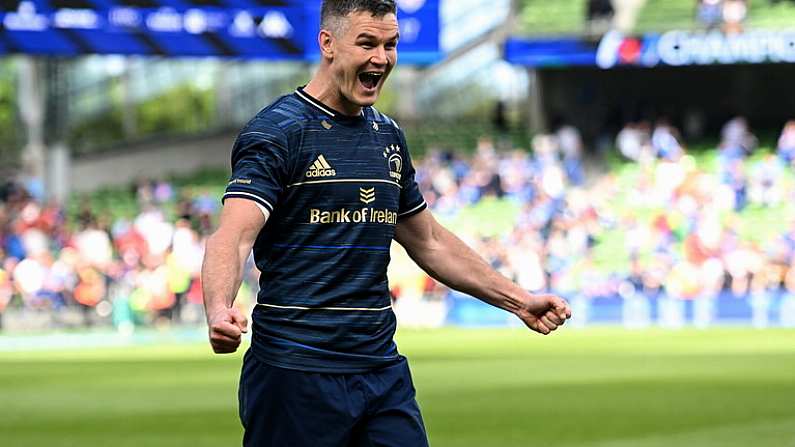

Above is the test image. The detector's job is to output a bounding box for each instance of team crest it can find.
[383,145,403,181]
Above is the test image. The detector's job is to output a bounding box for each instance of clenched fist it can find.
[515,294,572,335]
[206,307,249,354]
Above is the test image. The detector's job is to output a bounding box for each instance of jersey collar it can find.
[295,87,367,123]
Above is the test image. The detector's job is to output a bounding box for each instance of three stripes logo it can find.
[359,187,376,204]
[306,154,337,178]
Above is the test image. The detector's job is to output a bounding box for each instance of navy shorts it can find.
[238,350,429,447]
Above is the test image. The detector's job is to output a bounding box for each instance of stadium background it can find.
[1,1,795,446]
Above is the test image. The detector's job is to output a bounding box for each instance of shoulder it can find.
[369,108,413,157]
[369,107,403,133]
[236,93,316,148]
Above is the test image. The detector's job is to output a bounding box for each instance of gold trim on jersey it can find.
[258,303,393,312]
[287,179,402,189]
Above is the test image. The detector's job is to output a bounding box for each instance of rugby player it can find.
[202,1,572,445]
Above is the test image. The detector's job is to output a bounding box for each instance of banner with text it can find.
[506,29,795,69]
[0,0,440,63]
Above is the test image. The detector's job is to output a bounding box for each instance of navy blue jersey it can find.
[223,87,427,373]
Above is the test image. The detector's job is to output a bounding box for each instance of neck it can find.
[304,73,362,117]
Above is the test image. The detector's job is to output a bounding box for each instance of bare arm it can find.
[394,209,571,334]
[202,198,268,353]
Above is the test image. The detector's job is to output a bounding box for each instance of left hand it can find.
[206,306,249,354]
[515,294,572,335]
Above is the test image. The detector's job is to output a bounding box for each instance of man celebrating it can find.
[202,1,572,445]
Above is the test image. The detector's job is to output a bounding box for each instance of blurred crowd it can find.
[586,0,795,37]
[695,0,795,33]
[587,0,750,35]
[0,179,258,331]
[414,117,795,306]
[696,0,749,33]
[2,118,795,331]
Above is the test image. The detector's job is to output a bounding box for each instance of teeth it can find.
[359,72,383,89]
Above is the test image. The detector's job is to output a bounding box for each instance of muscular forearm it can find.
[202,199,264,353]
[201,230,248,317]
[406,224,528,315]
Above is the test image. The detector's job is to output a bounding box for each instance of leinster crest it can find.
[383,144,402,181]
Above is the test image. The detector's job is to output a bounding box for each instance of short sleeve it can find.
[223,123,291,214]
[396,128,427,220]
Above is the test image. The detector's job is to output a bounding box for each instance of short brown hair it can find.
[321,0,397,34]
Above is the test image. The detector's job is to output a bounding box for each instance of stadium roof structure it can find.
[0,0,442,64]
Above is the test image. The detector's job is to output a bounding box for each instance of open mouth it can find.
[358,71,383,90]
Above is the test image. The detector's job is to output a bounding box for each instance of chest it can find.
[279,124,405,217]
[295,124,402,180]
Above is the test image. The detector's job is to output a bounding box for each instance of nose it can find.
[370,46,387,66]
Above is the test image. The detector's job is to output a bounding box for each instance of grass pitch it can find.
[2,328,795,447]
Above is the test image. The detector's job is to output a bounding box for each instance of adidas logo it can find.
[306,154,337,178]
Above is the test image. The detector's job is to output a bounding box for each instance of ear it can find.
[318,29,334,60]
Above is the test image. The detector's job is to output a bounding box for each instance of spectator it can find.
[719,157,748,211]
[13,253,46,309]
[722,0,748,34]
[0,253,11,330]
[588,0,614,18]
[73,264,105,325]
[556,123,585,185]
[777,120,795,166]
[134,205,174,257]
[73,218,113,270]
[721,116,757,157]
[617,121,652,162]
[651,119,685,161]
[697,0,724,29]
[749,155,785,207]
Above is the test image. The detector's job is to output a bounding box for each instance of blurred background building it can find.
[2,0,795,333]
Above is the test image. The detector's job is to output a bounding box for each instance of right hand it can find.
[206,307,249,354]
[515,293,572,335]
